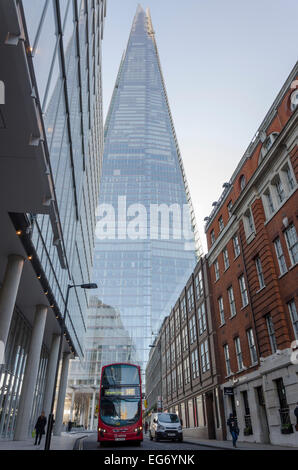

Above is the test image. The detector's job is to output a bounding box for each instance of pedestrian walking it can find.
[34,411,47,445]
[145,421,148,434]
[294,402,298,428]
[227,413,239,448]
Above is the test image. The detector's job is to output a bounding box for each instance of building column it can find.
[0,254,24,347]
[54,352,71,436]
[69,389,75,422]
[42,334,60,418]
[14,304,48,440]
[90,390,96,431]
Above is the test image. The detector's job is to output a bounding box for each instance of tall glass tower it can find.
[92,5,201,381]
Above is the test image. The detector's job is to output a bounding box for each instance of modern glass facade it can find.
[92,6,200,381]
[0,0,105,439]
[22,0,105,357]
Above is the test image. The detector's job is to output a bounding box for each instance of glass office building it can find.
[0,0,105,439]
[92,5,200,381]
[23,0,105,358]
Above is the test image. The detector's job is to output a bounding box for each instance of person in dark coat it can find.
[227,413,239,448]
[34,411,47,445]
[294,402,298,426]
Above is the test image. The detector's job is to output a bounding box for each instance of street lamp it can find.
[44,282,97,450]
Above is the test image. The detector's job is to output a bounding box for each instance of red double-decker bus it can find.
[97,363,143,446]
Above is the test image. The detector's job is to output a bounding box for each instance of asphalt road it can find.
[77,432,218,451]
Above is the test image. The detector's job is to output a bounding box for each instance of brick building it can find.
[204,61,298,447]
[146,257,225,440]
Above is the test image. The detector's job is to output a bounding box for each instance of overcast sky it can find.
[101,0,298,252]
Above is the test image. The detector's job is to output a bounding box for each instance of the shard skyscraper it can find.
[92,5,201,381]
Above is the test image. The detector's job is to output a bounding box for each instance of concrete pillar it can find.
[42,334,60,418]
[14,305,48,440]
[90,390,96,431]
[0,254,24,347]
[69,389,75,422]
[54,352,70,436]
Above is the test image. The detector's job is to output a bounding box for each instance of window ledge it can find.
[246,231,256,245]
[289,262,298,271]
[233,253,241,261]
[219,322,226,328]
[229,314,237,320]
[241,304,249,310]
[256,285,266,294]
[278,270,288,279]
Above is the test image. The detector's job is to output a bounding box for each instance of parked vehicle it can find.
[149,412,183,442]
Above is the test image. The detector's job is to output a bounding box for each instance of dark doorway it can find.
[205,392,216,439]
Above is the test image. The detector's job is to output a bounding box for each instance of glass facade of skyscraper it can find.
[92,6,199,381]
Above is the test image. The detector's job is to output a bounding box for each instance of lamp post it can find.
[44,282,97,450]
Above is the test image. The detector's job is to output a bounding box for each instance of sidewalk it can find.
[182,436,295,451]
[0,432,88,451]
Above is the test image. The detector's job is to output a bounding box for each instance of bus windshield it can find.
[100,397,141,427]
[102,364,139,387]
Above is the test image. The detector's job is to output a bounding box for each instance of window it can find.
[240,175,246,190]
[174,307,180,330]
[170,317,175,338]
[182,326,188,351]
[218,297,225,325]
[197,302,207,335]
[244,208,255,236]
[187,284,194,311]
[247,328,258,364]
[195,270,203,298]
[287,300,298,339]
[223,344,231,376]
[200,340,210,373]
[171,342,176,365]
[214,259,220,281]
[228,286,236,317]
[218,215,224,232]
[274,237,287,275]
[210,229,215,245]
[282,163,295,191]
[239,274,249,307]
[176,334,181,359]
[223,247,229,270]
[172,370,176,391]
[255,256,265,289]
[284,224,298,265]
[233,234,241,258]
[260,132,279,159]
[191,349,200,380]
[265,314,277,353]
[290,88,298,111]
[263,188,275,216]
[177,363,182,388]
[227,200,233,218]
[181,297,187,321]
[189,316,197,344]
[273,175,285,203]
[234,337,244,370]
[184,357,190,385]
[167,374,172,396]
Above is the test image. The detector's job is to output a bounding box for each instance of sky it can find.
[101,0,298,253]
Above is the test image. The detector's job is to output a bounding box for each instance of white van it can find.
[149,412,183,442]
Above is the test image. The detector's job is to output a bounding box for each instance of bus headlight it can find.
[134,426,142,434]
[98,428,106,433]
